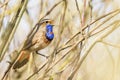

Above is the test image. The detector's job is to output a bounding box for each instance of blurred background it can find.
[0,0,120,80]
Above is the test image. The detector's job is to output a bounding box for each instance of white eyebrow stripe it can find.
[39,19,52,24]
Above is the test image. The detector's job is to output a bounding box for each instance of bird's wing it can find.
[23,23,41,50]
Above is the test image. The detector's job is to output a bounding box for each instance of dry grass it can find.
[0,0,120,80]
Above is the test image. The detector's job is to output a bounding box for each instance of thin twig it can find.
[0,0,28,61]
[1,0,28,79]
[0,0,9,8]
[38,0,63,22]
[65,9,120,45]
[101,41,120,48]
[75,0,82,26]
[26,61,48,80]
[67,20,120,80]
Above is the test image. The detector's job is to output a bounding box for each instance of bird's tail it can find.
[13,50,31,69]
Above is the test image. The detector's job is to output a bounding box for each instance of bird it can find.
[13,19,54,69]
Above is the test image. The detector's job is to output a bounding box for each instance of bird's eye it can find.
[46,21,48,23]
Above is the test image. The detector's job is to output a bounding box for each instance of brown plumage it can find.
[13,19,54,69]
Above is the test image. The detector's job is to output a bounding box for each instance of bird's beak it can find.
[51,25,55,27]
[51,19,54,22]
[50,20,54,24]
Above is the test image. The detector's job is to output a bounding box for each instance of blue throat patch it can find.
[46,24,54,41]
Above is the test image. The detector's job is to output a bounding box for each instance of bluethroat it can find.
[13,19,54,69]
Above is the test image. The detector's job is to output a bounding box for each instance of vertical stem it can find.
[0,0,28,61]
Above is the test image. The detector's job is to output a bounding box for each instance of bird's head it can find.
[40,19,54,26]
[40,19,54,41]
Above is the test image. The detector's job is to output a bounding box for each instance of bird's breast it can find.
[30,30,51,51]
